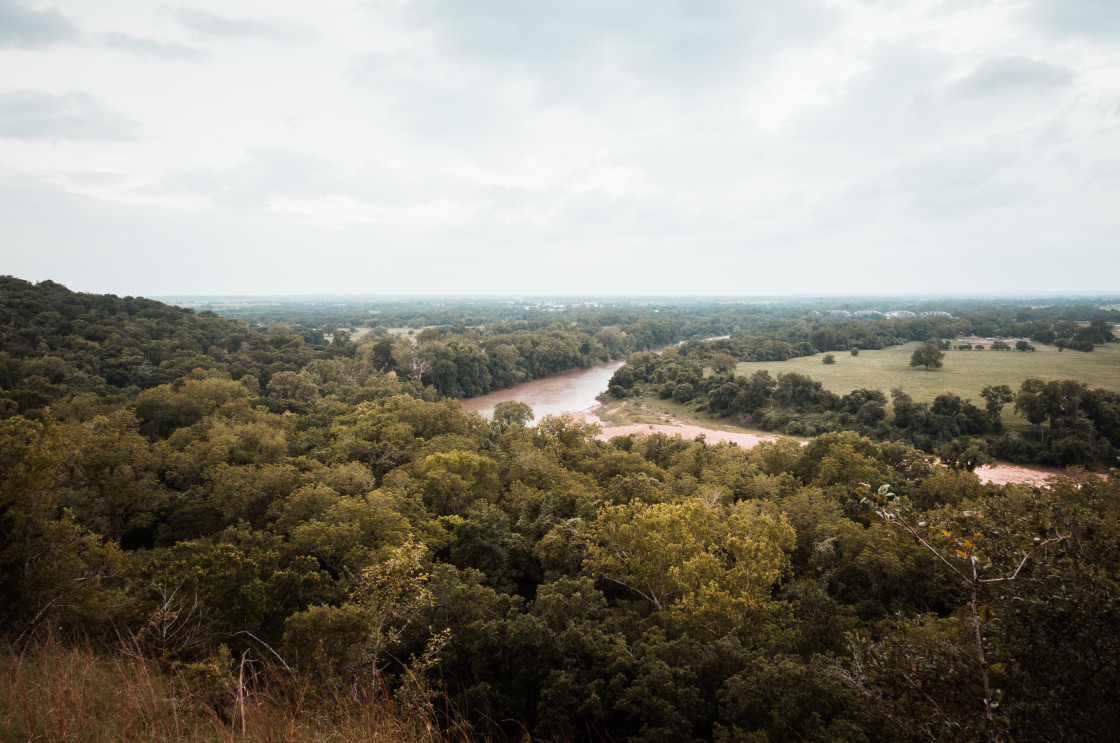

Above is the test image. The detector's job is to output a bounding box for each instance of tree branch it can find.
[980,534,1069,584]
[885,512,969,583]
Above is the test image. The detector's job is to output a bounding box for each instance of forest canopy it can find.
[2,277,1120,742]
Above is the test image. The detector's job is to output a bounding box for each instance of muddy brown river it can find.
[460,337,731,419]
[459,359,626,419]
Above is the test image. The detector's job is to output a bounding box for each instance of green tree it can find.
[1013,379,1059,446]
[935,437,992,472]
[979,385,1014,433]
[492,400,534,430]
[369,336,395,371]
[0,416,127,635]
[53,410,167,545]
[909,342,944,371]
[419,450,501,516]
[283,540,438,683]
[266,370,319,405]
[709,353,738,375]
[585,498,794,636]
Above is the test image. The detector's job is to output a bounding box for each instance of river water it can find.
[459,359,627,419]
[460,336,730,419]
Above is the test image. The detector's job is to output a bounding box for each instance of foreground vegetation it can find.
[3,278,1120,741]
[2,635,465,742]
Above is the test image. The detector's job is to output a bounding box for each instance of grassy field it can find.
[590,342,1120,459]
[731,342,1120,405]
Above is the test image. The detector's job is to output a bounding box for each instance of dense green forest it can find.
[3,277,1120,742]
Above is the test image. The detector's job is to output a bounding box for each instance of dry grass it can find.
[1,635,469,743]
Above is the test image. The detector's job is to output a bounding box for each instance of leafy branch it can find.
[859,483,1069,743]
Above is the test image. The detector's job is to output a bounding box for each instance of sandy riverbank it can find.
[571,408,1063,488]
[969,463,1064,486]
[593,420,782,449]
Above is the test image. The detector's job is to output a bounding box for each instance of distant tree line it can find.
[0,277,738,413]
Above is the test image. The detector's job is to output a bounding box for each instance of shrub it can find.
[990,432,1034,463]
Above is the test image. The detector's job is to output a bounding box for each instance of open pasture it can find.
[732,341,1120,404]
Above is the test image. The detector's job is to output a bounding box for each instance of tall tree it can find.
[909,342,944,371]
[979,385,1014,432]
[709,352,738,375]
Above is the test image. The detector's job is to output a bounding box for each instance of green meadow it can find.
[732,341,1120,405]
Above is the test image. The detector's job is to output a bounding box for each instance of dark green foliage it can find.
[2,278,1120,742]
[909,341,944,370]
[672,381,695,403]
[935,437,992,472]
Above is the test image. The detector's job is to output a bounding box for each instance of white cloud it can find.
[172,6,309,42]
[104,33,207,62]
[265,194,480,230]
[0,0,1117,295]
[1022,0,1120,40]
[0,0,79,48]
[0,90,139,140]
[952,55,1073,97]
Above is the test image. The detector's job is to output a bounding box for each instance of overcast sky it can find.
[1,0,1118,297]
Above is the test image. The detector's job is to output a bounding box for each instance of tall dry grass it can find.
[1,634,472,743]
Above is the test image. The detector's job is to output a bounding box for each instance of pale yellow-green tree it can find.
[585,498,794,636]
[419,450,501,516]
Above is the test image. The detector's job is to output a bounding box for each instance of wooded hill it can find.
[2,277,1119,742]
